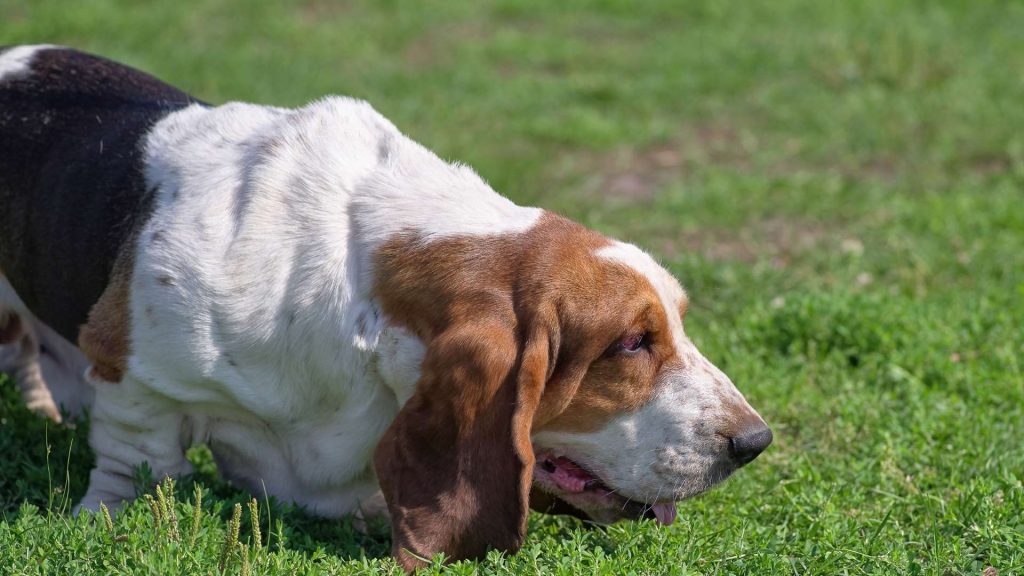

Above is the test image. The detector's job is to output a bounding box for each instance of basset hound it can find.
[0,46,772,570]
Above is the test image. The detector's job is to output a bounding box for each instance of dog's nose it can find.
[729,426,773,465]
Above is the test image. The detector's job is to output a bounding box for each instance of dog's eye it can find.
[619,332,648,353]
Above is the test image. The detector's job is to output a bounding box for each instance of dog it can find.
[0,45,772,570]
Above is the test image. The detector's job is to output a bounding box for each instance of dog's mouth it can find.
[532,453,678,526]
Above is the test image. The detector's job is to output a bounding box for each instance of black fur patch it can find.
[0,46,203,341]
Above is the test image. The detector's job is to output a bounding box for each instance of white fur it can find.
[79,97,538,514]
[0,45,57,83]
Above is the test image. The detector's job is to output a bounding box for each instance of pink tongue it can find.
[549,457,595,494]
[651,503,677,525]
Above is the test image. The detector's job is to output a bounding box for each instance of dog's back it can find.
[0,45,199,339]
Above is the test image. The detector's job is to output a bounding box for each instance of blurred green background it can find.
[2,1,1022,574]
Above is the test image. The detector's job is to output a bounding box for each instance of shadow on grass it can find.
[145,444,396,562]
[0,380,388,561]
[0,380,94,516]
[1,379,598,564]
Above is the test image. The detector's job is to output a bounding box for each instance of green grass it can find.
[2,0,1023,574]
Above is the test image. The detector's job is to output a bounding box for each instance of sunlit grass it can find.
[2,0,1022,573]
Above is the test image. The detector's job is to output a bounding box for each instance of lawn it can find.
[1,0,1023,574]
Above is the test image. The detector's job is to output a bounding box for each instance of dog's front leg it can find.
[76,372,192,514]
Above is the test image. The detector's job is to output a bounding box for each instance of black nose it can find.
[729,426,773,465]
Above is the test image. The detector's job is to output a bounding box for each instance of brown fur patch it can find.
[371,212,679,568]
[78,242,135,383]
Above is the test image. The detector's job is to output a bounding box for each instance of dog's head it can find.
[373,213,770,570]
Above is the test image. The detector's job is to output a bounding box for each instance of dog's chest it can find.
[179,325,423,509]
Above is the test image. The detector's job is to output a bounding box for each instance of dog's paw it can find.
[25,395,62,423]
[352,491,391,534]
[75,493,128,517]
[20,376,63,424]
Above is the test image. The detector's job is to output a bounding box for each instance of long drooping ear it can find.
[374,312,553,571]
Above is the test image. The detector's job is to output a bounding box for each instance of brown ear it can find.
[374,314,552,571]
